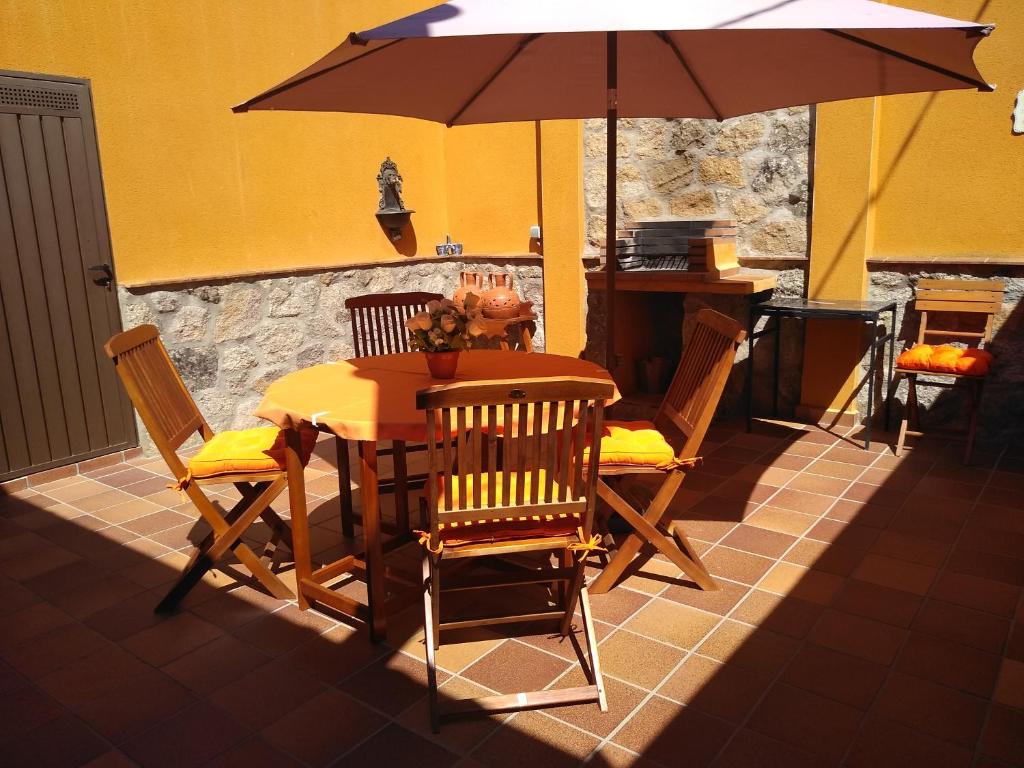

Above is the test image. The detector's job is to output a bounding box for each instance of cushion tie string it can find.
[168,469,193,498]
[569,531,607,558]
[415,529,444,555]
[656,455,703,471]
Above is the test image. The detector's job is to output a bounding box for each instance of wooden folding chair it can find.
[105,325,308,613]
[336,291,444,539]
[417,376,613,732]
[888,278,1004,463]
[590,309,746,594]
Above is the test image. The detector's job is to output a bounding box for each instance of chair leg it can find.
[337,437,355,538]
[964,379,983,465]
[393,441,410,534]
[896,373,917,457]
[422,552,440,734]
[560,555,586,637]
[578,586,607,712]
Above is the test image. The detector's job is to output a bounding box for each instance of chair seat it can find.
[583,420,677,469]
[434,472,581,547]
[189,426,318,482]
[895,344,993,377]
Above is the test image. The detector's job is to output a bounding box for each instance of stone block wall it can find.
[118,258,545,453]
[863,266,1024,445]
[582,109,811,260]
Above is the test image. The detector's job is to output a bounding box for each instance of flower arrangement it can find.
[406,293,494,352]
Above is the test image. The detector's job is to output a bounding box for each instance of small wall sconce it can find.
[375,157,414,241]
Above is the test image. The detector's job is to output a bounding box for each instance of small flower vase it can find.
[424,350,460,379]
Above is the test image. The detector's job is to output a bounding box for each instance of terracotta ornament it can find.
[453,271,483,311]
[481,272,522,320]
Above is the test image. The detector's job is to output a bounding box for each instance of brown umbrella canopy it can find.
[235,0,994,366]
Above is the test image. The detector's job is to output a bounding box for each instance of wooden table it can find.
[256,350,616,642]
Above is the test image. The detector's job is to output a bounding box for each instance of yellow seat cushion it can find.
[896,344,993,376]
[188,426,318,481]
[434,471,580,547]
[583,420,677,469]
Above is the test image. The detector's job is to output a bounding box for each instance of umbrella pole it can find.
[605,30,618,372]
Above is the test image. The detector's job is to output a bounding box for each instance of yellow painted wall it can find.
[0,1,572,288]
[801,0,1020,416]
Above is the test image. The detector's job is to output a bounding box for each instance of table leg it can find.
[360,440,387,642]
[745,311,755,432]
[285,427,312,611]
[772,316,781,417]
[864,329,876,450]
[885,307,897,431]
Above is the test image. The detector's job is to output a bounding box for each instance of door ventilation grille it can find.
[0,85,80,113]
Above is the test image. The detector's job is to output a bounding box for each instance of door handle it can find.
[88,263,113,287]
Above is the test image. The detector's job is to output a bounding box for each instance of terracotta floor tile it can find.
[121,700,248,768]
[698,620,797,672]
[472,710,600,768]
[806,517,879,551]
[119,509,193,536]
[80,750,139,768]
[720,524,795,559]
[873,672,987,749]
[858,466,923,492]
[779,442,830,460]
[587,583,652,625]
[870,529,950,567]
[659,653,772,723]
[714,481,778,504]
[161,633,270,694]
[713,728,829,768]
[842,482,907,509]
[916,477,983,502]
[467,635,577,697]
[335,722,458,768]
[805,459,865,481]
[0,684,64,744]
[612,696,735,768]
[809,609,906,665]
[896,631,1000,699]
[731,589,823,639]
[737,464,798,487]
[623,598,720,649]
[234,604,334,655]
[747,682,861,761]
[37,643,153,708]
[757,452,814,471]
[261,689,387,767]
[980,705,1024,764]
[597,629,684,689]
[853,553,937,596]
[347,648,450,715]
[85,589,167,641]
[703,547,775,585]
[398,675,510,757]
[546,665,646,737]
[826,498,896,528]
[912,599,1010,654]
[767,488,834,516]
[73,668,194,743]
[846,714,972,768]
[783,643,887,709]
[202,737,302,768]
[831,579,922,629]
[662,578,749,617]
[616,556,685,595]
[822,446,876,466]
[709,445,765,464]
[786,472,852,497]
[947,546,1024,587]
[122,611,223,666]
[90,498,163,525]
[4,621,110,680]
[783,539,864,577]
[757,562,844,606]
[993,658,1024,709]
[744,506,816,536]
[2,713,108,768]
[958,524,1024,560]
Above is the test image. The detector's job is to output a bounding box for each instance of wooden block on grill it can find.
[687,237,740,278]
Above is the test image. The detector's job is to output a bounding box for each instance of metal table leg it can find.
[885,306,897,431]
[772,316,781,417]
[745,310,756,431]
[864,327,876,449]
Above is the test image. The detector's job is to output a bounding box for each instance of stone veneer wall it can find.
[118,258,545,453]
[582,109,811,260]
[863,266,1024,445]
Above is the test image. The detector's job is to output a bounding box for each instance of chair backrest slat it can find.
[418,377,613,543]
[346,291,445,358]
[655,309,746,459]
[105,325,208,458]
[912,279,1005,346]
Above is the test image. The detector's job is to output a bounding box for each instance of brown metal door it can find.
[0,71,135,482]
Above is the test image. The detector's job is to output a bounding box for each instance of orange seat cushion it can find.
[188,426,318,481]
[435,471,580,547]
[583,420,677,468]
[896,344,993,376]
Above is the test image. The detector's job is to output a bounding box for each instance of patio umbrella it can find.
[234,0,994,369]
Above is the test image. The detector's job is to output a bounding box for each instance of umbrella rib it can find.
[233,37,406,112]
[446,33,542,127]
[654,31,723,121]
[824,29,993,91]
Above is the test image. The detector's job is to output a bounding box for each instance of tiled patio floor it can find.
[1,420,1022,767]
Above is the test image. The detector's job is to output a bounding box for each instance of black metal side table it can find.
[745,298,898,449]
